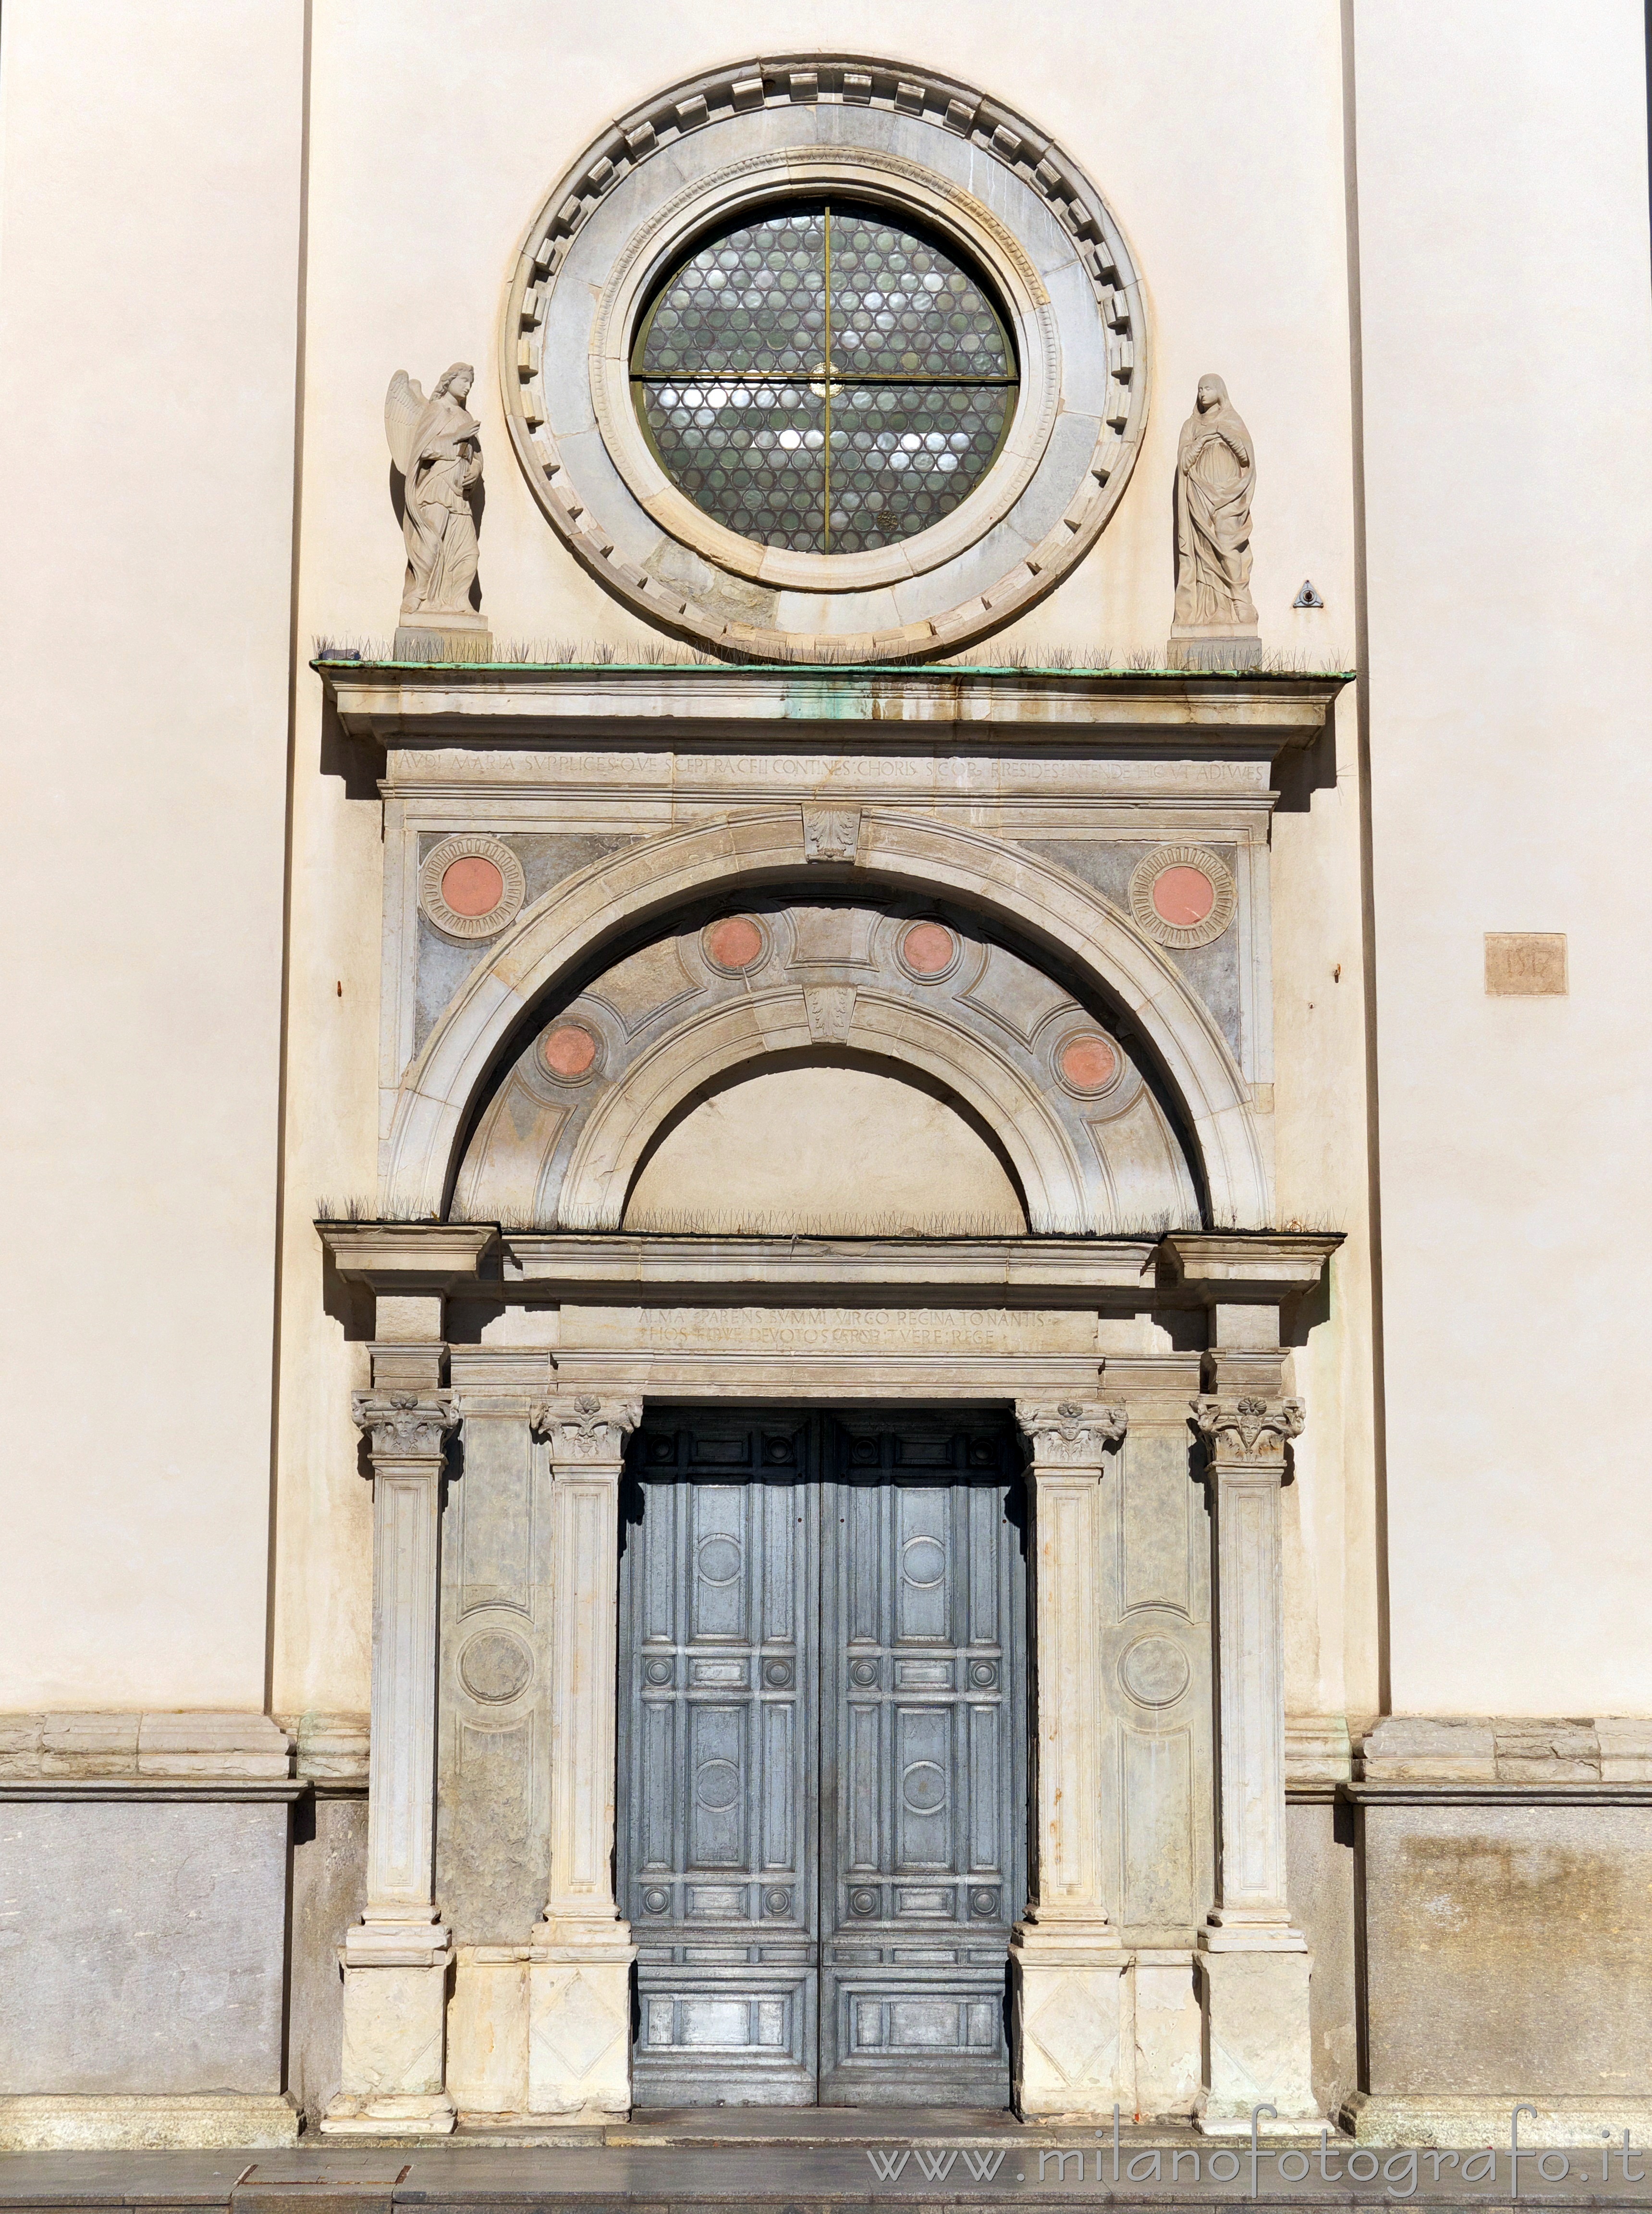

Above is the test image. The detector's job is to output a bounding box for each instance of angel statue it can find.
[1169,374,1260,660]
[385,363,488,650]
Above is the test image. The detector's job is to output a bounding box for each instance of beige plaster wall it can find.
[1353,0,1652,1712]
[271,0,1369,1715]
[0,3,305,1705]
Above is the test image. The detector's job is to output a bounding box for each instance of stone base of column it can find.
[1010,1922,1130,2120]
[1193,1943,1319,2134]
[526,1920,636,2121]
[322,1926,456,2137]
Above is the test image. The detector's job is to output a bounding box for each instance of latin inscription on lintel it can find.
[562,1304,1099,1354]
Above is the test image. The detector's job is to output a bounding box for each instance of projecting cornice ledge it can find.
[314,1224,1342,1310]
[316,662,1351,749]
[1158,1230,1343,1310]
[318,1221,500,1292]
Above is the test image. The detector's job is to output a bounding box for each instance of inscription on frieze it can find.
[562,1305,1099,1354]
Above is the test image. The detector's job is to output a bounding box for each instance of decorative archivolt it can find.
[452,900,1199,1235]
[381,810,1269,1227]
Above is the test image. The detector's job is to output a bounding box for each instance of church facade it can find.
[2,1,1650,2153]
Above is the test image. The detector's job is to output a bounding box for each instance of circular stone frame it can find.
[1128,846,1237,951]
[420,835,526,941]
[500,54,1149,663]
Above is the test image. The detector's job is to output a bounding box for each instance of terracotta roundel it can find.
[540,1021,601,1082]
[419,834,526,941]
[1053,1027,1124,1098]
[897,920,962,981]
[701,914,768,973]
[1128,845,1236,950]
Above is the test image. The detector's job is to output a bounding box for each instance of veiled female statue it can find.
[1173,374,1258,632]
[385,362,483,617]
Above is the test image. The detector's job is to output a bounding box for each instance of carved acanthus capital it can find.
[1016,1399,1128,1469]
[532,1392,642,1469]
[352,1390,459,1465]
[1191,1394,1304,1466]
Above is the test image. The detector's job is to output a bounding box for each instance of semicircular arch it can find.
[384,811,1268,1227]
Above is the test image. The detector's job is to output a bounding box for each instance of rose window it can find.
[631,199,1018,555]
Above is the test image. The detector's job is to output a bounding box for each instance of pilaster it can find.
[1191,1345,1318,2132]
[525,1390,642,2121]
[324,1309,460,2137]
[1010,1398,1131,2121]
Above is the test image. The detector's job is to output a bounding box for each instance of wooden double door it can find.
[617,1405,1028,2106]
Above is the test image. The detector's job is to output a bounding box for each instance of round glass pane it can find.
[632,199,1018,556]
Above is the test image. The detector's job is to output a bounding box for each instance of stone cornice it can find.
[318,663,1349,750]
[1160,1230,1343,1305]
[500,1231,1158,1301]
[318,1221,499,1291]
[1346,1781,1652,1806]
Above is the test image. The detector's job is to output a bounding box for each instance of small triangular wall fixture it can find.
[1293,578,1324,609]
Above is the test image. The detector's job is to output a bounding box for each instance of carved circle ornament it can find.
[901,1760,947,1814]
[897,919,962,981]
[1118,1634,1191,1710]
[500,55,1150,664]
[419,836,526,941]
[1129,846,1236,950]
[1053,1027,1123,1099]
[540,1021,602,1082]
[697,1534,744,1585]
[701,913,769,973]
[901,1536,946,1588]
[695,1757,742,1810]
[457,1629,535,1705]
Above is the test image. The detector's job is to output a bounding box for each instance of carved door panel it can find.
[619,1409,819,2105]
[818,1413,1026,2106]
[618,1406,1025,2108]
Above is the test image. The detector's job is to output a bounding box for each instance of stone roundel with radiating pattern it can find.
[1128,845,1236,951]
[419,835,526,941]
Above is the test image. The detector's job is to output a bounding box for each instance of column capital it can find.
[1016,1398,1127,1469]
[1191,1394,1303,1469]
[351,1390,458,1467]
[531,1391,641,1471]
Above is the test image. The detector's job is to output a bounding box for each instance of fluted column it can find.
[526,1391,641,2120]
[1191,1370,1320,2132]
[324,1385,459,2138]
[1009,1398,1131,2121]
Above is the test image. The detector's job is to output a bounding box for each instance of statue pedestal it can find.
[1166,625,1263,671]
[394,609,492,663]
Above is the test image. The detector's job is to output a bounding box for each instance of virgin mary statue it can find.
[385,363,483,619]
[1172,374,1258,634]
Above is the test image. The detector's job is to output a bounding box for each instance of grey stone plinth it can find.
[0,1799,290,2096]
[0,2091,297,2150]
[1358,1795,1652,2102]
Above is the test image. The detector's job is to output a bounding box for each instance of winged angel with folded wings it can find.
[384,363,483,617]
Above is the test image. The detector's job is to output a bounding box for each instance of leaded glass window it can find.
[632,200,1018,556]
